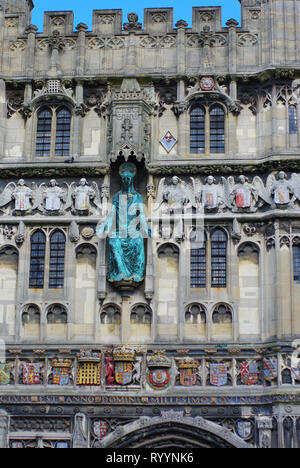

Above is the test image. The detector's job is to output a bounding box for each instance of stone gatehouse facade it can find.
[0,0,300,448]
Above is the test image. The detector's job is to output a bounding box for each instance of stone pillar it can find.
[226,19,238,74]
[256,416,273,448]
[76,23,88,75]
[0,410,9,448]
[0,6,5,71]
[125,33,137,76]
[25,24,38,77]
[177,79,186,156]
[175,20,187,75]
[0,79,6,158]
[72,81,84,158]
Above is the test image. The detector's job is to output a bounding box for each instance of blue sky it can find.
[31,0,241,31]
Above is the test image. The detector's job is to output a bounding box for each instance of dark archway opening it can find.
[109,422,237,449]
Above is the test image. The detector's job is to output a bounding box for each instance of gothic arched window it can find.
[293,245,300,283]
[289,105,298,135]
[211,229,227,288]
[55,107,71,157]
[29,230,46,289]
[190,106,205,154]
[190,231,207,288]
[210,105,225,153]
[36,108,52,157]
[35,105,72,158]
[49,230,66,289]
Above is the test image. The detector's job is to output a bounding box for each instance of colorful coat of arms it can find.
[178,359,199,387]
[76,351,101,386]
[236,421,253,440]
[22,363,40,385]
[0,363,11,385]
[52,359,72,385]
[241,360,259,385]
[112,347,136,386]
[263,358,278,382]
[93,421,108,440]
[115,362,133,385]
[210,363,227,386]
[147,353,172,390]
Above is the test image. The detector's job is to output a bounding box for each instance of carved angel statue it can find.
[69,178,101,215]
[222,175,259,213]
[197,175,224,211]
[253,171,297,209]
[0,179,33,214]
[154,176,197,239]
[30,179,67,214]
[154,176,197,213]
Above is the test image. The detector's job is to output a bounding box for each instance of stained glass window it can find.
[29,230,46,289]
[49,230,66,289]
[211,229,227,288]
[293,245,300,283]
[36,108,52,157]
[55,107,71,157]
[210,105,225,153]
[190,106,205,154]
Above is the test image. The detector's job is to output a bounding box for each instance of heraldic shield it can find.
[241,361,259,386]
[0,363,11,385]
[178,359,199,387]
[210,363,227,386]
[93,420,108,440]
[236,421,253,440]
[115,362,133,385]
[22,363,40,385]
[113,347,136,386]
[263,358,278,382]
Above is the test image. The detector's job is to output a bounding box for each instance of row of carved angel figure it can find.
[154,172,300,214]
[0,179,105,216]
[0,171,299,217]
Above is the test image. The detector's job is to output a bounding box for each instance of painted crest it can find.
[112,347,136,386]
[263,358,278,382]
[160,131,177,153]
[76,351,101,386]
[178,359,199,387]
[210,363,227,386]
[147,353,172,390]
[22,363,40,385]
[200,76,215,91]
[52,359,72,385]
[115,362,134,385]
[236,188,252,208]
[93,420,109,440]
[0,363,11,385]
[241,360,259,386]
[236,421,253,440]
[148,368,171,389]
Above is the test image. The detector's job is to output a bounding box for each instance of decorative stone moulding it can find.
[32,79,76,107]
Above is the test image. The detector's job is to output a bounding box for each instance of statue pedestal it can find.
[112,279,142,297]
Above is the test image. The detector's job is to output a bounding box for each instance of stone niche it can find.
[143,8,174,35]
[92,9,122,35]
[43,11,74,36]
[192,7,222,33]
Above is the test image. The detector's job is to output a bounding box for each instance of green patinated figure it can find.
[97,163,151,283]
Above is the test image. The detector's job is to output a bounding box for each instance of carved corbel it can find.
[256,416,273,449]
